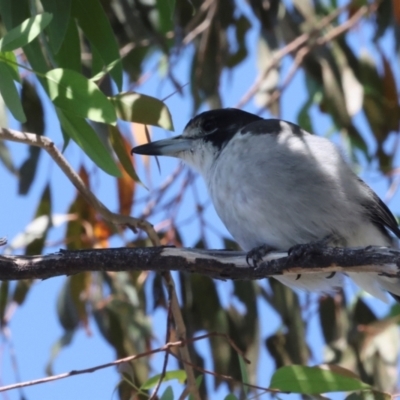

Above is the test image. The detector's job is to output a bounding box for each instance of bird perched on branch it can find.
[132,108,400,302]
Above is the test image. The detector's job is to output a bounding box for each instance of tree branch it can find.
[1,246,399,281]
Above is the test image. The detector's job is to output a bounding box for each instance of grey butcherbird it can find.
[131,108,400,302]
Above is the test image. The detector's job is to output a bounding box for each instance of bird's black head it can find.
[183,108,262,149]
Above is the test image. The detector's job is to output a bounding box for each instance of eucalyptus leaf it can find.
[58,111,121,177]
[140,370,186,390]
[45,68,117,125]
[71,0,122,90]
[0,13,53,51]
[41,0,71,53]
[111,92,174,130]
[270,365,371,394]
[0,62,26,122]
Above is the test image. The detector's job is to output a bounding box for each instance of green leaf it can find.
[270,365,371,394]
[156,0,175,35]
[58,111,121,177]
[140,370,186,390]
[346,390,392,400]
[45,68,117,125]
[46,330,74,376]
[160,386,174,400]
[0,281,9,326]
[25,184,51,255]
[91,59,123,83]
[111,92,174,130]
[188,375,203,400]
[71,0,122,90]
[0,61,26,122]
[53,18,81,73]
[238,355,249,396]
[224,395,239,400]
[0,13,53,52]
[109,126,142,184]
[0,51,20,82]
[41,0,71,53]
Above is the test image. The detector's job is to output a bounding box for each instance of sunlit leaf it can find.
[0,13,52,51]
[111,92,174,131]
[58,111,121,177]
[71,0,122,90]
[140,370,186,390]
[269,365,371,394]
[0,62,26,122]
[46,68,117,125]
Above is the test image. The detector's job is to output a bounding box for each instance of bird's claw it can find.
[246,244,277,267]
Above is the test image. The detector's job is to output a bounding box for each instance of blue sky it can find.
[1,1,400,399]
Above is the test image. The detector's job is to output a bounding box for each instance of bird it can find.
[131,108,400,302]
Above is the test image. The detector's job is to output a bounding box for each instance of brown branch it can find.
[1,246,399,281]
[236,1,377,109]
[0,127,201,400]
[0,333,240,394]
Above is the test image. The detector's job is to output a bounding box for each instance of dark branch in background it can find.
[0,246,399,281]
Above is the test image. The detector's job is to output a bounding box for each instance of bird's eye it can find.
[203,120,215,132]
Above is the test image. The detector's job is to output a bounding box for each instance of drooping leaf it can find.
[238,355,249,396]
[0,281,9,326]
[224,395,239,400]
[109,125,141,184]
[46,330,74,375]
[0,62,26,122]
[345,390,392,400]
[160,386,174,400]
[45,68,117,125]
[41,0,72,53]
[140,370,186,390]
[226,16,251,68]
[71,0,122,90]
[65,166,96,250]
[0,51,20,82]
[111,92,174,131]
[69,273,91,331]
[269,365,371,394]
[58,111,120,177]
[110,129,137,215]
[12,280,33,305]
[0,13,53,51]
[57,278,80,332]
[0,140,17,175]
[18,80,45,194]
[25,184,51,255]
[53,18,81,73]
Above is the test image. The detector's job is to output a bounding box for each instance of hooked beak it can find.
[131,136,193,157]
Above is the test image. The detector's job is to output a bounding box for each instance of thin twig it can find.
[0,128,156,239]
[0,332,243,394]
[236,2,375,108]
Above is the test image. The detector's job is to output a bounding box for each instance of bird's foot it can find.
[288,234,340,260]
[246,244,277,267]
